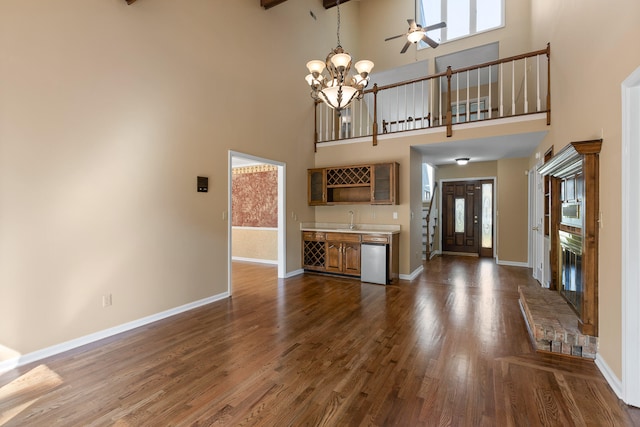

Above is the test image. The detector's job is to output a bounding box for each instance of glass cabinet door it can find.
[308,169,326,205]
[371,163,396,204]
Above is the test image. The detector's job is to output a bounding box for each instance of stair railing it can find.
[313,44,550,149]
[425,182,439,260]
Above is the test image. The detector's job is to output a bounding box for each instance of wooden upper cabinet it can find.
[371,163,399,205]
[308,169,326,206]
[307,163,399,205]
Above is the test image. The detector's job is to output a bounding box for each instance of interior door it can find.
[442,181,479,253]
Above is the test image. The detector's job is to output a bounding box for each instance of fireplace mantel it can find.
[538,139,602,336]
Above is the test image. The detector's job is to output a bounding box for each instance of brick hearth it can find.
[519,284,597,359]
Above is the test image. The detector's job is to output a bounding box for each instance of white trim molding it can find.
[285,268,305,278]
[400,265,424,281]
[496,259,529,268]
[621,66,640,407]
[596,354,623,400]
[232,256,278,265]
[0,292,229,374]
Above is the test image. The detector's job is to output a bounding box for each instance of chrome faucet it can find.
[348,210,356,230]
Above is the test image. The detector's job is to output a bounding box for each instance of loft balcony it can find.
[312,45,550,149]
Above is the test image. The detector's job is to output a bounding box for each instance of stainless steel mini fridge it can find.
[361,243,388,285]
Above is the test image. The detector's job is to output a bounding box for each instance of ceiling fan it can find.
[385,19,446,53]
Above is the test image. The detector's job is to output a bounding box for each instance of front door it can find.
[442,180,493,256]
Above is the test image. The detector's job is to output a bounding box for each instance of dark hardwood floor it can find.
[1,257,638,426]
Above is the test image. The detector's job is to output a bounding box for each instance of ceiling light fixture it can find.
[456,158,470,165]
[305,0,374,114]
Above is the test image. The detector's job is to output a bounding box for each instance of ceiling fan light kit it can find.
[305,0,374,113]
[407,30,424,44]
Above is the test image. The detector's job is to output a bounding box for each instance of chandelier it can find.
[305,0,374,114]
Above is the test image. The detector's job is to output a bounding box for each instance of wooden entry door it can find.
[442,180,493,256]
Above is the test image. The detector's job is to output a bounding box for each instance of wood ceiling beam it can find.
[260,0,352,10]
[260,0,288,9]
[323,0,352,9]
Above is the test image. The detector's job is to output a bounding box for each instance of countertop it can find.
[300,222,401,235]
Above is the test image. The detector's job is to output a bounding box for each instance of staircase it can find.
[423,183,439,260]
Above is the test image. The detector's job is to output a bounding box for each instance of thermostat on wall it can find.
[197,176,208,193]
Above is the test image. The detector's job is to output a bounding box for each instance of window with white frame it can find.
[417,0,504,46]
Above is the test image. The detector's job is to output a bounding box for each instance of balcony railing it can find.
[313,44,550,148]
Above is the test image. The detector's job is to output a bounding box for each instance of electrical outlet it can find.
[102,293,112,308]
[393,212,398,219]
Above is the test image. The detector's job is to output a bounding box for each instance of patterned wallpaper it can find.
[232,165,278,227]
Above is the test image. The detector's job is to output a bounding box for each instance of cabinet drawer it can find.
[303,231,326,241]
[326,232,362,243]
[361,234,390,244]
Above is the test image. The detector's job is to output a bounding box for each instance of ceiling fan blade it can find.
[400,40,412,54]
[407,18,418,30]
[385,33,406,41]
[421,34,439,49]
[424,21,446,32]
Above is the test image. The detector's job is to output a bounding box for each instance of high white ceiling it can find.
[415,130,547,166]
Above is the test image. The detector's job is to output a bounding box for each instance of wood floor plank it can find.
[1,257,638,426]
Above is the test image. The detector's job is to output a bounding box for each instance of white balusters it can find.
[412,82,416,130]
[488,65,492,119]
[536,55,541,112]
[511,60,516,116]
[439,76,443,127]
[313,50,550,143]
[466,71,470,122]
[430,78,434,128]
[524,57,529,114]
[477,68,481,119]
[500,62,504,117]
[358,98,362,137]
[456,73,460,124]
[422,80,426,129]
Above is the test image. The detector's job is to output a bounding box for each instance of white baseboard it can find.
[496,259,529,267]
[285,268,304,278]
[232,256,277,265]
[0,292,229,374]
[400,265,424,281]
[595,354,623,400]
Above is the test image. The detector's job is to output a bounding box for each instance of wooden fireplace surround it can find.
[538,139,602,336]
